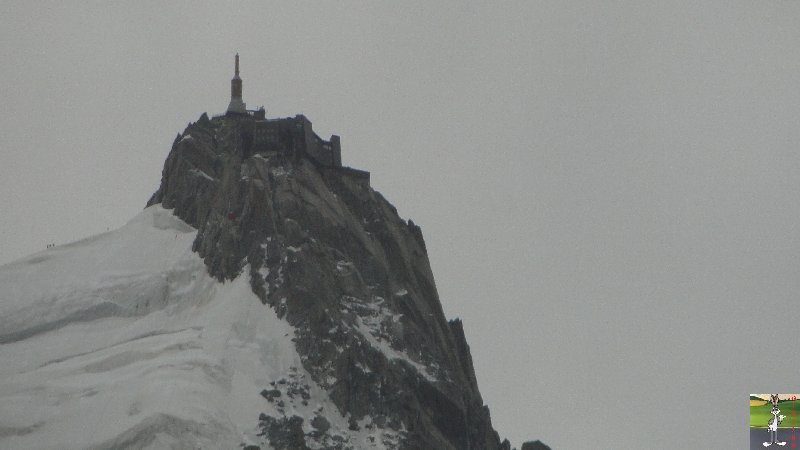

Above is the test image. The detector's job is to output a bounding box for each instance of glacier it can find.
[0,205,385,449]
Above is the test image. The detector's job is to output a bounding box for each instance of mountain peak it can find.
[1,99,545,448]
[145,111,524,448]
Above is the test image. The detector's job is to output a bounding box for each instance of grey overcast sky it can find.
[2,2,800,448]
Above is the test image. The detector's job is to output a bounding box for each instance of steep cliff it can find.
[145,113,535,449]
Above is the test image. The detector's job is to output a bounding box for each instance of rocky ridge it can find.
[147,113,548,450]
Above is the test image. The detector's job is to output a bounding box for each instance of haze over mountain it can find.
[3,3,800,448]
[0,101,549,449]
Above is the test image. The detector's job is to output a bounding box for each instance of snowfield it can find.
[0,206,380,449]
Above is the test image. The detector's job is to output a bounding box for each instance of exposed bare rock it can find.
[147,113,545,449]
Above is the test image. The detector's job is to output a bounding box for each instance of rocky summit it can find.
[147,112,547,449]
[0,109,547,449]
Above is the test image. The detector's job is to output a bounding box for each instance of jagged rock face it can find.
[147,114,509,449]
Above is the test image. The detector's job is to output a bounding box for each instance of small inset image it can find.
[751,394,800,448]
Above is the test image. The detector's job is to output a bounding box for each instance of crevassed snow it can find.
[0,205,394,449]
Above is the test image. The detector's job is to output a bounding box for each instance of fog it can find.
[2,2,799,448]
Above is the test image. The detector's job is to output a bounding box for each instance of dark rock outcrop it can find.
[521,441,552,450]
[147,113,545,449]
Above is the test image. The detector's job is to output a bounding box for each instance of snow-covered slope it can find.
[0,113,546,450]
[0,205,378,449]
